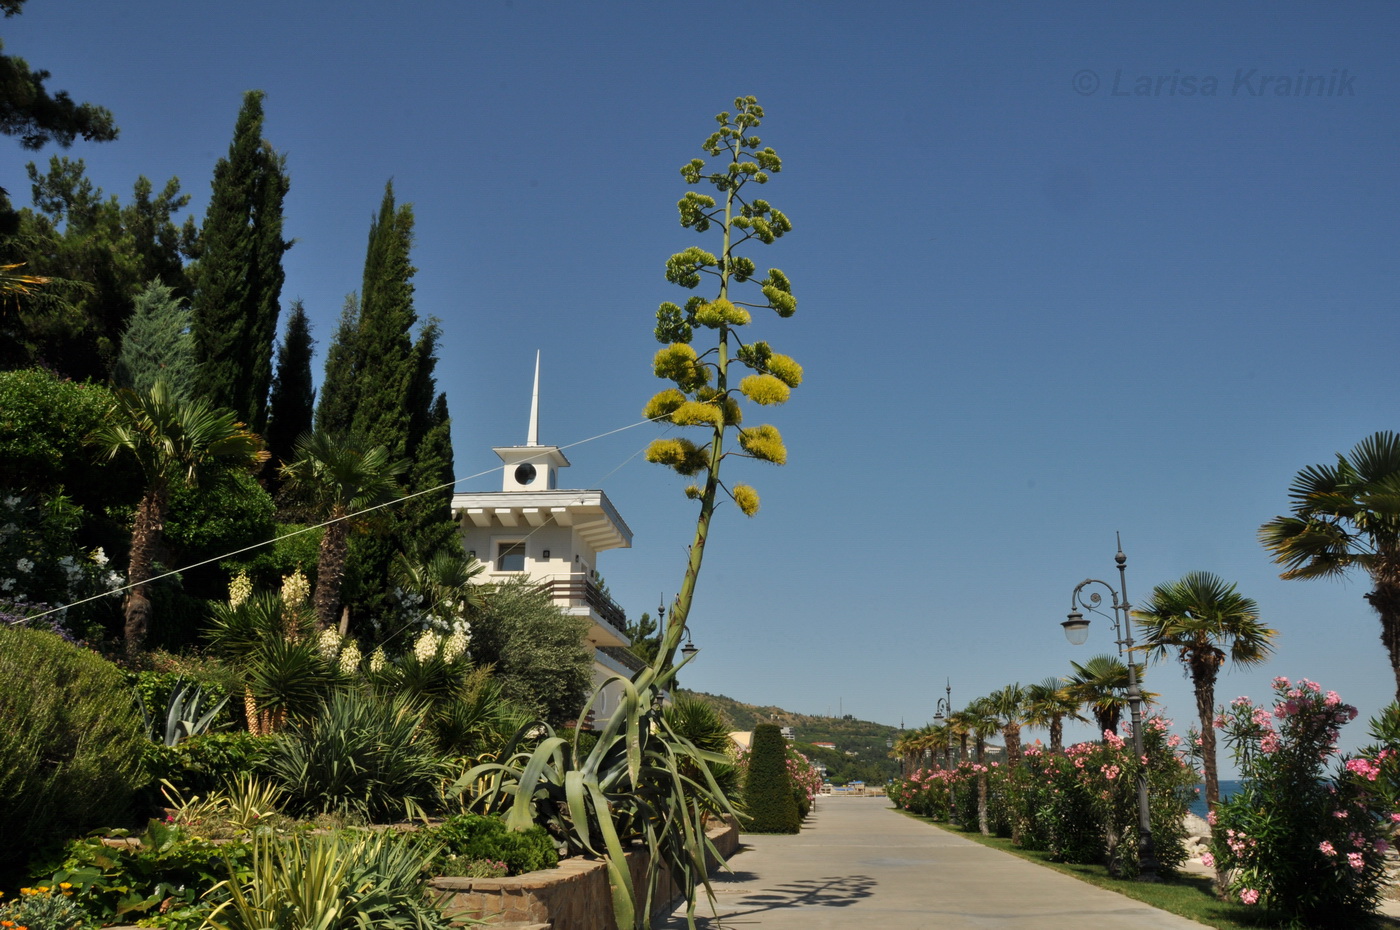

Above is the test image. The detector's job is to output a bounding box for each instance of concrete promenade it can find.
[654,796,1210,930]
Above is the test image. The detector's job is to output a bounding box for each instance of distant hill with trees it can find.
[678,689,900,785]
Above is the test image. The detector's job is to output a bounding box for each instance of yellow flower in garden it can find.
[58,883,71,890]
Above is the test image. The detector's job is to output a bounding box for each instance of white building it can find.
[451,355,640,720]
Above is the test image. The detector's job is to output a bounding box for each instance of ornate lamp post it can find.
[1062,535,1159,882]
[933,680,953,770]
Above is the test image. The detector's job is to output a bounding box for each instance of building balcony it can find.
[536,574,630,648]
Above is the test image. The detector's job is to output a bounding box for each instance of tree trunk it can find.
[123,488,167,656]
[1191,665,1221,810]
[313,515,349,630]
[975,737,989,835]
[1367,583,1400,703]
[1050,716,1063,753]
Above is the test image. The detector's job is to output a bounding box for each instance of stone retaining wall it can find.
[428,818,740,929]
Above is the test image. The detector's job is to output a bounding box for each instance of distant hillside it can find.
[677,689,900,785]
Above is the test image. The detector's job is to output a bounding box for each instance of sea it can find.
[1188,779,1243,820]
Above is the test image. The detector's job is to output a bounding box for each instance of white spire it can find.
[526,350,540,447]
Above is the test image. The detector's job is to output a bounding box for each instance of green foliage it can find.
[115,280,198,398]
[425,814,558,876]
[0,627,147,874]
[7,157,193,379]
[469,577,592,726]
[191,89,289,432]
[0,12,118,150]
[133,675,230,746]
[43,819,243,927]
[267,689,445,821]
[664,694,742,811]
[142,732,278,798]
[207,829,454,930]
[0,368,131,502]
[265,299,316,470]
[743,724,800,834]
[0,883,87,930]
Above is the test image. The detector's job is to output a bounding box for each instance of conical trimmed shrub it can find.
[743,723,800,833]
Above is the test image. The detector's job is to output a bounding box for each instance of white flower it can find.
[442,629,469,662]
[316,627,342,660]
[90,546,108,567]
[369,646,387,673]
[103,570,123,589]
[0,523,15,538]
[15,558,33,574]
[413,630,439,662]
[2,495,20,509]
[1,578,13,591]
[280,570,310,607]
[339,641,362,675]
[228,571,253,608]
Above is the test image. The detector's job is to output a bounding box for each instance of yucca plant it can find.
[268,689,445,822]
[206,830,454,930]
[453,618,734,930]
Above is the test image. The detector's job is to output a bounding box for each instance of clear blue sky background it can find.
[9,2,1399,774]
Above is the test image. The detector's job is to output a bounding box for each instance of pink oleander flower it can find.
[1303,679,1321,693]
[1390,813,1400,823]
[1334,810,1349,819]
[1319,840,1336,856]
[1325,690,1341,706]
[1348,852,1365,871]
[1252,708,1274,728]
[1104,730,1125,749]
[1240,888,1260,905]
[1167,734,1181,748]
[1201,852,1215,868]
[1207,810,1218,826]
[1260,734,1281,754]
[1272,676,1290,688]
[1346,758,1381,781]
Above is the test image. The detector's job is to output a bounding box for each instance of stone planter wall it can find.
[429,818,740,929]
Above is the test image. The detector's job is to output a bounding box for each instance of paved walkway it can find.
[654,796,1210,930]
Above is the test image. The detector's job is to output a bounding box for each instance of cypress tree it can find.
[314,293,361,436]
[191,90,290,432]
[743,723,801,834]
[265,299,315,469]
[349,181,417,459]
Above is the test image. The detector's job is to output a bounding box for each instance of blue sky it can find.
[9,2,1399,772]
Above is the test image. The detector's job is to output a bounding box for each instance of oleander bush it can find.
[0,627,148,874]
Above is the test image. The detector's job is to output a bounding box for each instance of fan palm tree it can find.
[95,380,267,655]
[1260,432,1400,701]
[1134,571,1274,812]
[1063,653,1155,738]
[1024,677,1084,753]
[964,697,1000,835]
[945,709,973,767]
[281,430,406,630]
[988,683,1029,768]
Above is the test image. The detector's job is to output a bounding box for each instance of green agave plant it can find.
[452,620,735,930]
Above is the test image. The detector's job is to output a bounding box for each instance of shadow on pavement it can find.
[665,875,877,928]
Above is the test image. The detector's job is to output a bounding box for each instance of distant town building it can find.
[812,741,836,750]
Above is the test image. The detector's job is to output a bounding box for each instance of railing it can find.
[537,576,629,636]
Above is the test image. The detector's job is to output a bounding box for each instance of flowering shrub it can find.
[891,767,955,820]
[1209,678,1387,926]
[786,749,823,817]
[0,883,87,930]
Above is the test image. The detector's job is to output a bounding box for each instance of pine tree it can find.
[191,90,290,432]
[265,299,315,469]
[114,280,196,397]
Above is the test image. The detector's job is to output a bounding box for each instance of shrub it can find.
[142,732,278,797]
[267,689,445,821]
[425,813,558,875]
[1210,678,1387,926]
[743,724,800,833]
[0,883,87,930]
[0,627,147,874]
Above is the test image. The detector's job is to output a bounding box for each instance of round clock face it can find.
[515,463,537,485]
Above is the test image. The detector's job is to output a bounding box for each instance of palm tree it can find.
[1260,432,1400,700]
[1024,677,1084,753]
[96,380,267,654]
[1134,571,1274,812]
[945,710,973,767]
[281,430,406,630]
[988,683,1029,768]
[964,697,1000,835]
[1063,654,1155,738]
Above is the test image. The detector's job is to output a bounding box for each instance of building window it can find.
[496,542,526,572]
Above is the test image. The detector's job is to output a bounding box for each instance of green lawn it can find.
[897,810,1400,930]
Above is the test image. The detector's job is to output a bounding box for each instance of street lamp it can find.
[1063,534,1159,882]
[933,679,953,770]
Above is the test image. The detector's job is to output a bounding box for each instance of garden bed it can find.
[428,817,740,930]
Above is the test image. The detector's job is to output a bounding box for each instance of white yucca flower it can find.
[339,641,362,675]
[442,629,469,662]
[280,570,311,606]
[228,571,253,608]
[316,627,342,660]
[413,630,439,662]
[369,646,387,673]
